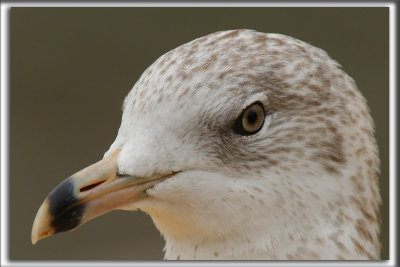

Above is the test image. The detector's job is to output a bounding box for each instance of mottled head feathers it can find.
[107,30,380,260]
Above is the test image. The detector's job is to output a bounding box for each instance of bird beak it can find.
[31,149,177,245]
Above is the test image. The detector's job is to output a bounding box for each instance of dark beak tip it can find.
[32,178,87,244]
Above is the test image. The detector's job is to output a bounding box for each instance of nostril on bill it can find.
[80,180,105,192]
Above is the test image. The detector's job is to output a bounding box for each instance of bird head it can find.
[32,30,380,259]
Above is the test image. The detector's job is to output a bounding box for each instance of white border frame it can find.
[1,2,396,267]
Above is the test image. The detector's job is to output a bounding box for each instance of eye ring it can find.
[233,102,265,136]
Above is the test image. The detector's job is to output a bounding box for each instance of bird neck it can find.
[158,211,318,260]
[160,216,328,260]
[143,168,380,260]
[156,206,379,260]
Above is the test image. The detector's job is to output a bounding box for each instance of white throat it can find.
[152,208,366,260]
[135,169,377,260]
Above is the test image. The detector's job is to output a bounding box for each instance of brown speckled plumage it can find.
[104,29,381,260]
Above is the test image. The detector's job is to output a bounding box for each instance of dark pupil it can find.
[247,111,258,124]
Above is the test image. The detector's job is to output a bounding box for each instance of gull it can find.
[31,29,381,260]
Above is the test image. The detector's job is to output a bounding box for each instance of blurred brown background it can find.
[10,7,389,260]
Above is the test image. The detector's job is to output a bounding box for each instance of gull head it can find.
[32,29,381,260]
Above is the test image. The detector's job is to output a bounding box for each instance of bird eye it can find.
[233,102,265,136]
